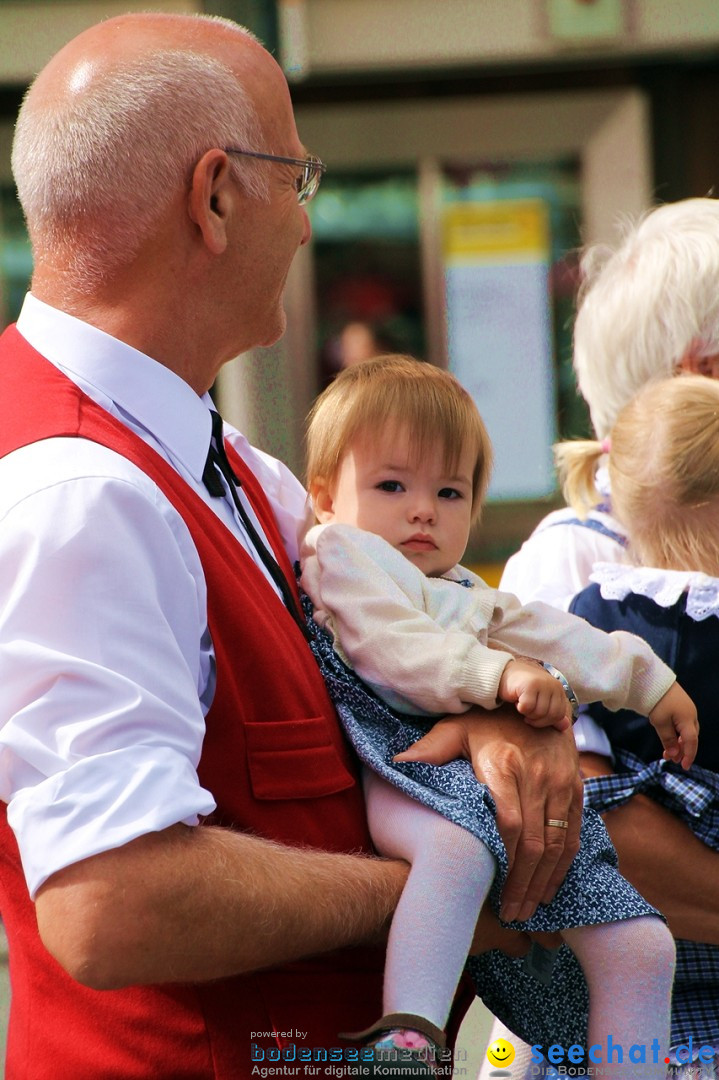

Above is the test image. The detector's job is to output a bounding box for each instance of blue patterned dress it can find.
[299,584,661,1051]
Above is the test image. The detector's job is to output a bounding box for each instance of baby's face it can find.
[315,426,475,577]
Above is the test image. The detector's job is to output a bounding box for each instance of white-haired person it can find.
[484,200,719,1080]
[0,12,588,1080]
[503,196,719,610]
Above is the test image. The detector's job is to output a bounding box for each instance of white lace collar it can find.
[590,563,719,621]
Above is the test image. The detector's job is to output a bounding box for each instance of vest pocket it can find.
[245,716,356,800]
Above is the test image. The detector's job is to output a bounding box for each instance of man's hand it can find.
[498,658,572,731]
[394,705,583,923]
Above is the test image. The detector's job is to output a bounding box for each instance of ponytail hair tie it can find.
[600,437,611,454]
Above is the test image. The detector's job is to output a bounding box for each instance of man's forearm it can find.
[34,823,408,990]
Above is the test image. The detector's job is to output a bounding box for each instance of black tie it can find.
[202,410,308,638]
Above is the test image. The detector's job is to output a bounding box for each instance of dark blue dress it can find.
[571,566,719,1047]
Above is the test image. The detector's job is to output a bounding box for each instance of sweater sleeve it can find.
[487,589,676,715]
[300,524,514,715]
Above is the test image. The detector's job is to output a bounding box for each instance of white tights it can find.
[365,769,497,1030]
[365,772,675,1076]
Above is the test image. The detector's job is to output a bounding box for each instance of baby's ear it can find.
[309,478,335,523]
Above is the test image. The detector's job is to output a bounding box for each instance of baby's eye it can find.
[376,480,404,493]
[438,487,462,499]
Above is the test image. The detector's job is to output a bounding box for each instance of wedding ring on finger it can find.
[545,819,569,829]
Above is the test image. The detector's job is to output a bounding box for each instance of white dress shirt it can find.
[0,295,307,897]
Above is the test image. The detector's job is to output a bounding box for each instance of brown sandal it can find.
[339,1012,447,1049]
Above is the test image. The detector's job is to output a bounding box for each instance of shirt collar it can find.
[16,293,212,482]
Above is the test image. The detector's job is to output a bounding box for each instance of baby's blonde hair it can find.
[305,355,493,519]
[555,374,719,571]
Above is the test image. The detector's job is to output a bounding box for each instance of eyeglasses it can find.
[224,147,326,205]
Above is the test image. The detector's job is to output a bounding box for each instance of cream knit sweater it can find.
[300,522,675,719]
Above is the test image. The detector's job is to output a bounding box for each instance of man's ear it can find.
[309,478,335,523]
[678,339,719,376]
[188,149,234,255]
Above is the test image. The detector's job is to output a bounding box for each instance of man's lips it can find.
[402,534,438,551]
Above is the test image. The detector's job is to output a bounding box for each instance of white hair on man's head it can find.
[573,197,719,437]
[12,33,269,291]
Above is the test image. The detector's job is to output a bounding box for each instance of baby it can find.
[300,354,695,1077]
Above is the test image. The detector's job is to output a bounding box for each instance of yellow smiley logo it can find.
[486,1038,515,1068]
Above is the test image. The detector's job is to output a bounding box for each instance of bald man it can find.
[0,14,582,1078]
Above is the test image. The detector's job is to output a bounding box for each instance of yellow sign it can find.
[443,199,549,264]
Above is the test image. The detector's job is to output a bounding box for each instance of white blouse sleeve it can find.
[500,510,627,610]
[0,440,216,898]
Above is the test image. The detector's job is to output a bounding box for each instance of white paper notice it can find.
[444,199,557,500]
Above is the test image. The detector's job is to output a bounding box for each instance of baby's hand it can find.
[498,659,571,732]
[648,681,698,770]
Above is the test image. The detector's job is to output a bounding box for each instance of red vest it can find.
[0,327,386,1078]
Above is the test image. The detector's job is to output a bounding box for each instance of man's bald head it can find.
[12,12,278,292]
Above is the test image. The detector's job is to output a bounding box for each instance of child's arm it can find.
[647,681,699,770]
[301,524,543,716]
[487,589,690,727]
